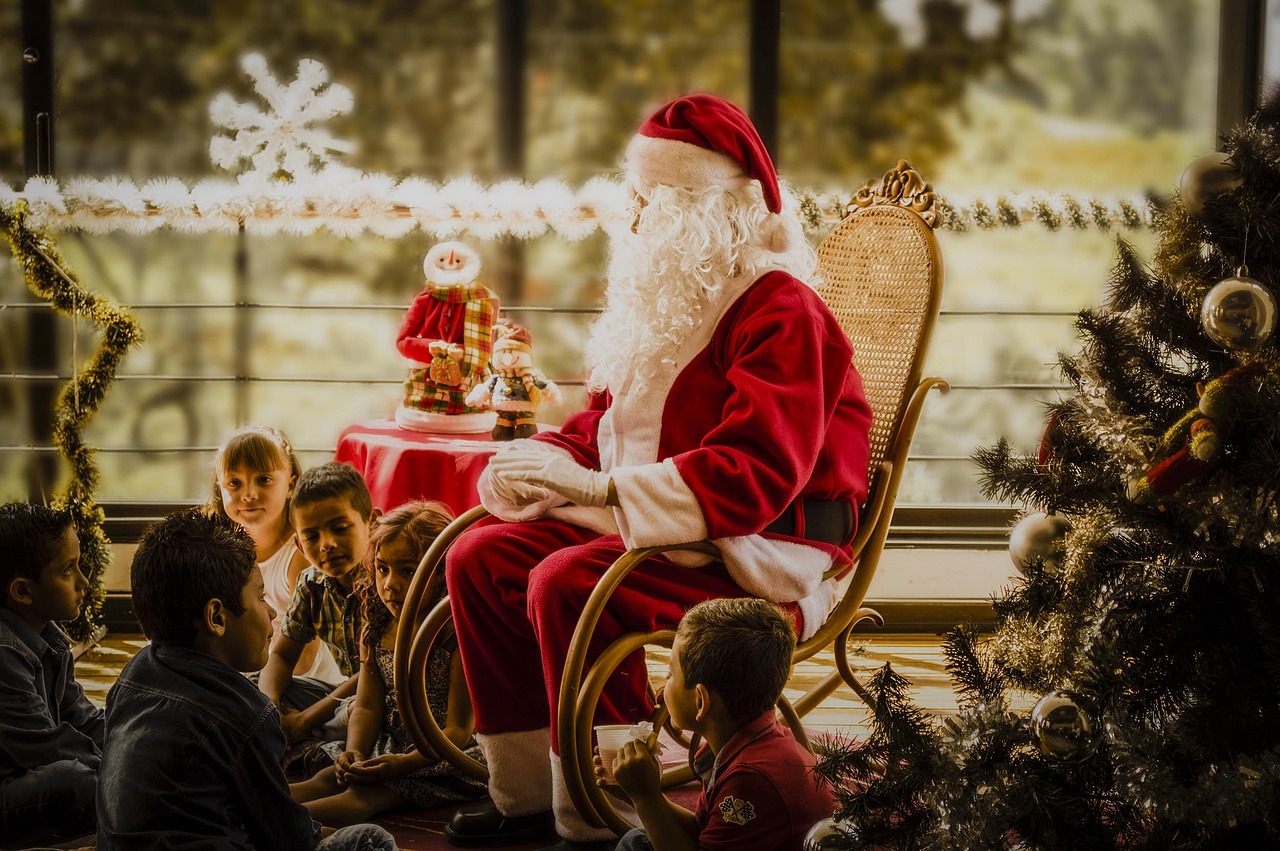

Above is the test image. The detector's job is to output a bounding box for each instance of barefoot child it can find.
[291,500,486,825]
[0,503,101,846]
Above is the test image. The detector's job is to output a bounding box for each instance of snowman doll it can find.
[394,241,499,433]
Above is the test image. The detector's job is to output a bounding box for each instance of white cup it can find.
[594,724,635,785]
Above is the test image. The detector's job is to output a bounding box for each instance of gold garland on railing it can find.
[2,202,143,642]
[796,189,1152,234]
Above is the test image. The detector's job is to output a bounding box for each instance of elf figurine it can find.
[394,241,499,433]
[466,321,561,440]
[1128,361,1264,503]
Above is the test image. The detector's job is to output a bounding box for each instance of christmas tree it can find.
[813,97,1280,849]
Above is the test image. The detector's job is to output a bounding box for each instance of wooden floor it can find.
[76,632,960,738]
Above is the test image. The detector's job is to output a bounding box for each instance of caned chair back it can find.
[815,159,943,498]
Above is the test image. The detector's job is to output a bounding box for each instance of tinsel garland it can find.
[1,202,142,642]
[0,177,1153,238]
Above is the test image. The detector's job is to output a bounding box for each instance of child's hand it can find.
[610,739,661,798]
[343,752,410,784]
[334,750,365,786]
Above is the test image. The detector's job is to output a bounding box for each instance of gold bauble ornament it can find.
[804,817,857,850]
[1179,151,1243,215]
[1009,511,1072,574]
[1031,691,1100,763]
[1200,268,1276,350]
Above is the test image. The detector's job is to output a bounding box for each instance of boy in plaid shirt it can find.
[259,463,380,746]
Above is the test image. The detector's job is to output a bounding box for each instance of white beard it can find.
[584,181,817,395]
[584,225,731,394]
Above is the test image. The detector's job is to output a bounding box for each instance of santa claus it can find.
[443,95,873,850]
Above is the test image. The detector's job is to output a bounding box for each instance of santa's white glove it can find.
[489,441,611,507]
[484,454,553,507]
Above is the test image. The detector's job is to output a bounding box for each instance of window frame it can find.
[8,0,1264,541]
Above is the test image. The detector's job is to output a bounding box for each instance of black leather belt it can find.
[763,498,855,547]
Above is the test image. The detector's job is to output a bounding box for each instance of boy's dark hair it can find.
[291,462,373,519]
[676,598,797,725]
[131,510,256,646]
[0,503,74,594]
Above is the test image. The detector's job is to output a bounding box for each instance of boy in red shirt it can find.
[607,598,837,851]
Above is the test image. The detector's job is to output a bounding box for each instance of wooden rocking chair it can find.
[394,159,948,834]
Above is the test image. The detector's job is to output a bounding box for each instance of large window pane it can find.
[784,0,1221,504]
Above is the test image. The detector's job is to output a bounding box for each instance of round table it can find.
[334,418,552,515]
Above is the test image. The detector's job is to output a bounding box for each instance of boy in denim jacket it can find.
[96,510,397,851]
[0,502,101,846]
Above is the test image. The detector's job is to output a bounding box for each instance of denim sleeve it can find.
[281,574,318,645]
[58,674,105,748]
[0,648,101,769]
[237,703,322,849]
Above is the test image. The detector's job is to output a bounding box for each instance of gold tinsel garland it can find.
[2,202,142,642]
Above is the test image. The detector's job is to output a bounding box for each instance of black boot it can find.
[444,801,556,847]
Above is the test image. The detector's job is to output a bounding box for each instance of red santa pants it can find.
[445,517,800,751]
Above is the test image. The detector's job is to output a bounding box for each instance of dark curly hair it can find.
[358,500,455,652]
[131,510,256,646]
[0,502,74,595]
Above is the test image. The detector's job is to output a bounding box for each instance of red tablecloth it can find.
[334,419,555,516]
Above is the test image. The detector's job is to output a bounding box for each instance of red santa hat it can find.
[624,94,782,214]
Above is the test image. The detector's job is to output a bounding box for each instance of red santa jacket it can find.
[480,270,873,635]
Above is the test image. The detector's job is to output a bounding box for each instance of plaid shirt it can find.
[280,567,361,678]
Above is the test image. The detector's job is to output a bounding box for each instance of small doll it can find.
[466,322,561,440]
[394,241,499,433]
[1128,361,1264,503]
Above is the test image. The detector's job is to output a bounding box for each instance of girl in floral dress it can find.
[290,500,486,825]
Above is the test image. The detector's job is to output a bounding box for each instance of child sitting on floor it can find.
[95,509,397,850]
[291,500,487,825]
[259,462,382,748]
[208,425,341,683]
[606,598,837,851]
[0,503,102,847]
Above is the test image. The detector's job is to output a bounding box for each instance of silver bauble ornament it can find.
[1009,512,1071,574]
[1031,691,1099,763]
[1201,269,1276,350]
[805,817,857,850]
[1179,151,1243,215]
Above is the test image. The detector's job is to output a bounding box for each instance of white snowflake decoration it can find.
[209,53,356,181]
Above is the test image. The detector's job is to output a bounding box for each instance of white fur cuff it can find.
[611,459,707,549]
[551,752,633,841]
[477,729,553,816]
[715,535,832,605]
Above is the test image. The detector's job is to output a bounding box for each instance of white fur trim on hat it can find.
[625,134,751,193]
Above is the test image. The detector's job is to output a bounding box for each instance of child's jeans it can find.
[0,759,96,845]
[615,828,654,850]
[316,822,398,850]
